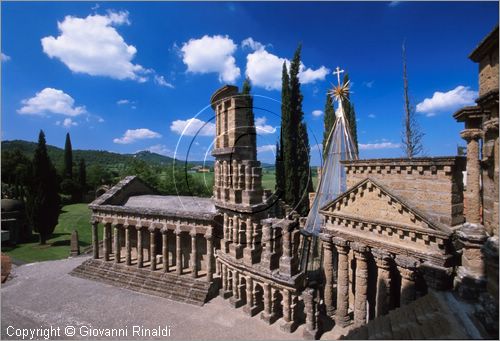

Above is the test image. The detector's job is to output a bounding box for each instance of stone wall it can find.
[341,157,466,227]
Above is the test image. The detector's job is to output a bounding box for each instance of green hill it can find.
[1,140,176,169]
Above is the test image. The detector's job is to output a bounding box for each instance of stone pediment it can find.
[320,178,451,235]
[89,176,158,207]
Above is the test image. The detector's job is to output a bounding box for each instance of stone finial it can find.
[70,230,80,257]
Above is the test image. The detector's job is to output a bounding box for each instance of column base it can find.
[260,311,277,325]
[220,290,232,299]
[280,320,298,333]
[335,315,351,328]
[243,304,261,317]
[303,327,320,340]
[229,297,244,308]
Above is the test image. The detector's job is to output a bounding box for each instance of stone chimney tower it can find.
[211,85,268,263]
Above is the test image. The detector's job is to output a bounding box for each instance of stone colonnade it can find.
[320,234,421,328]
[91,218,215,282]
[218,260,300,333]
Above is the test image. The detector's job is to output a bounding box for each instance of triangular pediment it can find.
[320,178,451,234]
[89,176,158,207]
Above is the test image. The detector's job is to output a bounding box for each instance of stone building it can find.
[73,26,498,340]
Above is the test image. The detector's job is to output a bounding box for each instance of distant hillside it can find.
[2,140,176,169]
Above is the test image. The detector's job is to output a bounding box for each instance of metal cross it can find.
[333,66,344,86]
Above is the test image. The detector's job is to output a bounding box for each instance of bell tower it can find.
[211,85,268,263]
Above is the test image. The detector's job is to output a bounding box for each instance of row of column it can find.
[214,160,261,191]
[91,221,214,282]
[321,235,418,328]
[223,213,260,253]
[219,262,299,332]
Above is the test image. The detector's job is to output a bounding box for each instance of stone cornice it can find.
[453,105,483,122]
[469,25,499,62]
[92,204,219,222]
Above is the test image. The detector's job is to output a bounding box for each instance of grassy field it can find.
[3,203,99,263]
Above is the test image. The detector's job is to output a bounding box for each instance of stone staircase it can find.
[70,259,217,306]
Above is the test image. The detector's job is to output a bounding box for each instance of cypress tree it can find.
[322,93,335,159]
[26,130,61,244]
[289,44,312,215]
[78,158,87,196]
[64,132,73,179]
[278,62,292,203]
[275,135,285,196]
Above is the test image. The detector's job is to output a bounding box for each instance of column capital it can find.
[204,232,213,240]
[395,254,419,271]
[332,236,348,249]
[190,230,197,237]
[319,233,332,243]
[351,242,368,255]
[161,227,168,234]
[135,224,143,231]
[460,128,483,142]
[148,226,156,233]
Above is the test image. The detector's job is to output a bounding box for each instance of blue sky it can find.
[2,1,498,166]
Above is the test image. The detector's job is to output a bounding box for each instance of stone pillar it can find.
[334,237,350,327]
[149,228,156,271]
[176,230,182,275]
[190,231,197,278]
[243,276,255,316]
[125,225,132,266]
[205,232,214,282]
[261,221,272,269]
[162,229,169,272]
[461,128,483,224]
[320,234,335,316]
[303,288,320,340]
[261,283,274,324]
[280,289,297,333]
[372,249,392,317]
[113,225,121,263]
[136,226,143,268]
[103,223,111,261]
[455,223,488,299]
[246,217,253,247]
[91,220,99,259]
[396,255,419,306]
[352,242,369,327]
[230,271,241,307]
[232,216,239,245]
[221,264,228,293]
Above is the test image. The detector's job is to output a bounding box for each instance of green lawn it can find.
[3,203,99,263]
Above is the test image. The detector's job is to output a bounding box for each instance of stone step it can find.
[70,259,215,306]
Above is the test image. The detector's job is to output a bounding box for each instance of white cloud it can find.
[255,117,277,134]
[359,142,400,150]
[181,35,240,83]
[144,144,173,157]
[312,110,323,117]
[170,118,216,137]
[416,86,477,117]
[97,117,105,123]
[389,1,400,7]
[257,144,276,153]
[1,53,11,62]
[363,80,374,88]
[154,75,174,88]
[368,114,376,118]
[41,11,150,82]
[56,118,78,127]
[241,37,265,51]
[245,41,329,90]
[117,99,130,105]
[113,128,162,144]
[18,88,86,116]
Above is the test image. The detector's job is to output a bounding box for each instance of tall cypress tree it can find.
[26,130,61,244]
[322,93,335,159]
[78,158,87,195]
[289,44,312,215]
[64,132,73,179]
[275,137,285,195]
[278,62,291,202]
[342,73,359,153]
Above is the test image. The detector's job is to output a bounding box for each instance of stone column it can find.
[334,237,350,327]
[246,217,253,247]
[243,276,255,316]
[91,220,99,259]
[190,231,197,278]
[260,283,274,324]
[176,230,182,275]
[162,229,169,272]
[320,234,335,316]
[232,216,239,245]
[280,289,297,333]
[261,221,272,268]
[125,225,132,266]
[149,228,156,271]
[461,128,483,224]
[372,249,392,317]
[303,288,320,340]
[221,264,228,293]
[230,271,240,307]
[205,232,214,282]
[136,226,143,268]
[103,223,111,261]
[352,242,368,327]
[113,225,121,263]
[396,255,418,306]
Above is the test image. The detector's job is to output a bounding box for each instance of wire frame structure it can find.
[300,81,358,282]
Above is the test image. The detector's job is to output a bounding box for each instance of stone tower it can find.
[211,85,268,264]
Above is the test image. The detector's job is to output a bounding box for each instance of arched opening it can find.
[272,289,283,320]
[254,283,264,313]
[240,277,247,305]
